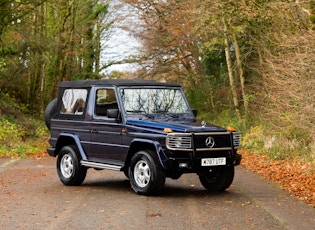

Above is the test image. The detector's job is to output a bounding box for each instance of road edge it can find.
[234,166,315,230]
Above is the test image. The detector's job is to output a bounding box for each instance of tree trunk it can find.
[223,18,241,120]
[232,32,247,116]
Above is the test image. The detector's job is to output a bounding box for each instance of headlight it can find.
[166,134,192,150]
[233,133,242,148]
[173,137,183,148]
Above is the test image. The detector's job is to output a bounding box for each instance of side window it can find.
[95,89,118,117]
[61,89,87,115]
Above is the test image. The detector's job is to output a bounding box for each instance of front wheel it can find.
[199,166,235,192]
[129,150,165,195]
[57,145,87,186]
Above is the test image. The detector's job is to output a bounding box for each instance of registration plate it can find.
[201,157,226,166]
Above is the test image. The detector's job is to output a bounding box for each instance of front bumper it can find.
[166,151,242,173]
[234,153,242,166]
[46,147,56,157]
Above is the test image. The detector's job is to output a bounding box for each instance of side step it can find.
[80,161,122,171]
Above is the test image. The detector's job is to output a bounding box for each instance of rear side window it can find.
[61,89,88,115]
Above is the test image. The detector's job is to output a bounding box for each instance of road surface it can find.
[0,157,314,229]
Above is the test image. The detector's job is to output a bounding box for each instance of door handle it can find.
[91,129,99,134]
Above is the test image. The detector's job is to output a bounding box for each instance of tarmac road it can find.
[0,157,314,230]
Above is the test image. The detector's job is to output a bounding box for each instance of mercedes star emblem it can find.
[205,136,215,148]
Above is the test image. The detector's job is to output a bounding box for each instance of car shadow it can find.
[81,178,131,191]
[80,177,237,198]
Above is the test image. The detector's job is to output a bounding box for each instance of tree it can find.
[248,1,315,139]
[123,0,204,82]
[122,0,218,114]
[0,0,110,115]
[122,0,256,119]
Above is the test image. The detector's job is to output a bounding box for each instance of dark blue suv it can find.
[45,79,242,195]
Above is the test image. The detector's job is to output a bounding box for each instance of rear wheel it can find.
[129,150,165,195]
[57,145,87,186]
[199,166,235,192]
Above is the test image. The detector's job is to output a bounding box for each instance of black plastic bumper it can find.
[234,153,242,166]
[46,147,56,157]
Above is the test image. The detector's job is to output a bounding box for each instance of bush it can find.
[0,116,25,147]
[0,116,48,157]
[243,125,314,162]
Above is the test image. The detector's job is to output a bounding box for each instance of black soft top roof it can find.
[59,79,180,88]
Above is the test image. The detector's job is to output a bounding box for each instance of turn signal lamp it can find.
[226,126,236,132]
[164,128,173,133]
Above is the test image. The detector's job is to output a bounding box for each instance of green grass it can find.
[0,92,49,157]
[242,125,314,162]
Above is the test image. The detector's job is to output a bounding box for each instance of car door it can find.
[89,88,124,165]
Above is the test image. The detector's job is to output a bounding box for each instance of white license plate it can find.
[201,157,226,166]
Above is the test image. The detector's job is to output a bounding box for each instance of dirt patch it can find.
[240,149,315,207]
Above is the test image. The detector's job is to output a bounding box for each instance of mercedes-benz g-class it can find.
[45,79,241,195]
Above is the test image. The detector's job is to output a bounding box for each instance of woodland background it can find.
[0,0,314,165]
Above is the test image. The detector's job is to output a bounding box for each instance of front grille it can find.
[166,132,240,151]
[193,135,230,149]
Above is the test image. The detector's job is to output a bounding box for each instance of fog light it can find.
[179,163,188,168]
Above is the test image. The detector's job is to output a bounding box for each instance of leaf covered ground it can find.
[240,149,315,207]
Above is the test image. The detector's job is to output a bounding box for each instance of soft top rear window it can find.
[61,89,87,115]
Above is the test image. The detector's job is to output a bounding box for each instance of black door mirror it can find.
[107,109,119,119]
[192,109,197,117]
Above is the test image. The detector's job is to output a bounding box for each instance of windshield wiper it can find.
[126,110,145,114]
[166,114,179,119]
[126,110,154,119]
[155,110,178,119]
[143,114,155,119]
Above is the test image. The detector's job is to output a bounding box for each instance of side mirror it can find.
[192,109,197,117]
[107,109,119,119]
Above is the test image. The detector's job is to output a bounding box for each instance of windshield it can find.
[120,88,190,115]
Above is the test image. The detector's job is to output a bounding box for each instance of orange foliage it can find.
[240,149,315,207]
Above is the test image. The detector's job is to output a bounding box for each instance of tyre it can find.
[44,98,58,130]
[57,145,87,186]
[129,150,166,195]
[199,166,235,192]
